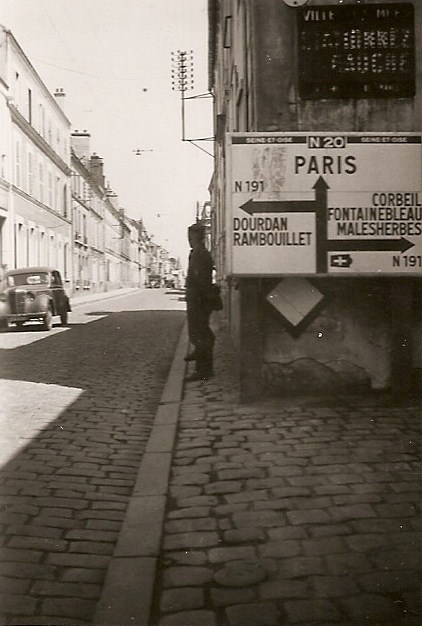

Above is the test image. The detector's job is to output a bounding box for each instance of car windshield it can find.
[7,272,49,287]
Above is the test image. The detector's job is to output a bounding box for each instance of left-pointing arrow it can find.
[239,198,315,215]
[328,237,414,254]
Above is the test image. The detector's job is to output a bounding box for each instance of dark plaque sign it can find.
[297,3,415,99]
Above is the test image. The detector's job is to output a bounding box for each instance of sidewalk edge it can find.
[93,321,188,626]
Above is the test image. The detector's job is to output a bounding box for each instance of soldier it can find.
[185,222,215,381]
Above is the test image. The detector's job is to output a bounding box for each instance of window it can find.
[28,89,32,123]
[15,141,21,186]
[39,162,44,202]
[48,171,53,206]
[28,152,34,194]
[55,176,60,211]
[63,184,68,218]
[39,104,45,137]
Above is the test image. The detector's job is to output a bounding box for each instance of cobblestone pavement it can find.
[151,321,422,626]
[0,291,185,625]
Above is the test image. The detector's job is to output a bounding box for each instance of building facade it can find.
[208,0,422,399]
[0,26,175,297]
[0,25,72,281]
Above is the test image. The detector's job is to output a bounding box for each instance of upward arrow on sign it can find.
[238,176,414,273]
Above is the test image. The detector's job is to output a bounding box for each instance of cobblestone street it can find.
[150,321,422,626]
[0,289,185,625]
[0,289,421,626]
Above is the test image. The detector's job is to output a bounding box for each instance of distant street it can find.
[0,288,185,625]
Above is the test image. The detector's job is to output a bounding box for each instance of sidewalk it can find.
[95,317,421,626]
[70,287,141,308]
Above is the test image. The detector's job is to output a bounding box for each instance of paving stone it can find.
[311,575,359,597]
[6,537,68,552]
[301,536,346,556]
[210,587,257,607]
[326,552,373,575]
[164,551,207,566]
[217,468,264,480]
[165,518,217,533]
[65,529,118,542]
[232,511,286,528]
[328,503,376,521]
[170,487,201,500]
[359,570,419,593]
[345,533,389,552]
[209,546,256,564]
[6,525,63,539]
[0,593,37,616]
[60,568,105,584]
[284,598,342,623]
[31,580,100,598]
[286,509,331,525]
[41,598,96,620]
[160,587,204,612]
[214,560,267,587]
[176,496,218,508]
[163,566,214,587]
[167,507,210,519]
[268,528,308,543]
[204,481,242,495]
[172,473,209,485]
[157,610,217,626]
[375,502,417,518]
[338,594,405,622]
[224,528,266,544]
[0,576,31,594]
[47,553,110,568]
[259,579,309,599]
[279,557,326,578]
[225,601,281,626]
[163,532,220,551]
[224,491,269,504]
[259,540,302,559]
[370,549,420,571]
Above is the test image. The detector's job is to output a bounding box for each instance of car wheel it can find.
[42,309,53,331]
[60,311,68,326]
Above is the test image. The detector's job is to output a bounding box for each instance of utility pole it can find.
[171,50,194,141]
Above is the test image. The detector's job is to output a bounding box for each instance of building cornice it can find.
[12,185,71,226]
[9,104,72,176]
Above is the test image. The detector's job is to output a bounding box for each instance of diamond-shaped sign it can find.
[266,277,323,327]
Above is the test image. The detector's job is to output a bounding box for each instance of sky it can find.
[0,0,214,267]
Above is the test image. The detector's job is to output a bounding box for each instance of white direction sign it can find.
[226,132,422,275]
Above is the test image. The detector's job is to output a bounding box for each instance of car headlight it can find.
[0,293,6,302]
[26,292,36,301]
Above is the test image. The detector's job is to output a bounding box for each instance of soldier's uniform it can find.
[186,228,215,380]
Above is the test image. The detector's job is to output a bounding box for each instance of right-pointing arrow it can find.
[328,237,414,254]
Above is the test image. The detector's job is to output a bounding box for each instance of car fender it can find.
[0,299,10,318]
[35,293,53,314]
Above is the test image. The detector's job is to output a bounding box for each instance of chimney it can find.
[71,130,91,163]
[89,152,105,188]
[54,87,66,113]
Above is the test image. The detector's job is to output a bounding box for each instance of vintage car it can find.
[0,267,71,331]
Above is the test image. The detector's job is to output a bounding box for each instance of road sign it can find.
[225,132,422,276]
[297,3,415,99]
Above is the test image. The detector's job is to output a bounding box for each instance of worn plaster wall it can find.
[247,0,422,392]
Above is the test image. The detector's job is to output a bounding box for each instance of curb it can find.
[71,288,142,309]
[93,321,188,626]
